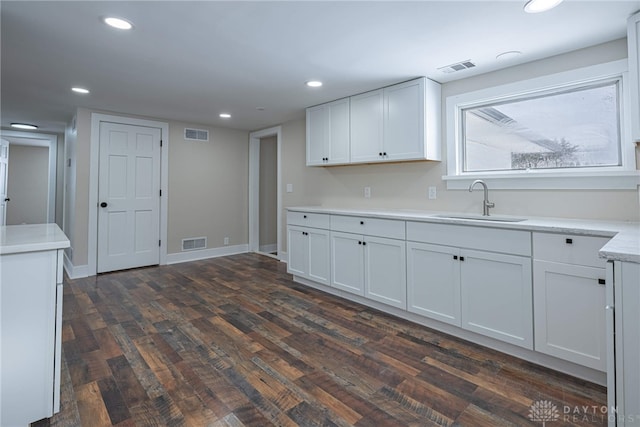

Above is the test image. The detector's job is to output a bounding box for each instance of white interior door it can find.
[0,139,9,226]
[97,122,161,273]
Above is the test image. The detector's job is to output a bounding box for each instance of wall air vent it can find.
[438,60,476,74]
[184,128,209,141]
[182,237,207,251]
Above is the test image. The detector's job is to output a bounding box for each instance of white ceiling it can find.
[2,1,639,134]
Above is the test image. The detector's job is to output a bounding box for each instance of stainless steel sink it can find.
[434,214,526,223]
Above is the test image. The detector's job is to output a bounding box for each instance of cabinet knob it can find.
[358,241,362,245]
[460,256,465,261]
[383,152,387,156]
[598,278,606,285]
[605,305,614,310]
[379,152,383,156]
[303,215,307,219]
[453,255,458,260]
[360,221,364,225]
[565,238,573,244]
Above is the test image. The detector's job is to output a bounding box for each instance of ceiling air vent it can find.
[184,128,209,141]
[438,60,476,74]
[182,237,207,251]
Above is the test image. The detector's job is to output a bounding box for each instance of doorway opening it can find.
[248,126,282,260]
[0,130,58,226]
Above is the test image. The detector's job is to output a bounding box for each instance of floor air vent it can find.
[184,128,209,141]
[182,237,207,251]
[438,60,476,74]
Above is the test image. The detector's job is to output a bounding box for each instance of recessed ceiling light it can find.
[71,87,90,94]
[306,81,323,88]
[219,113,231,119]
[104,17,133,30]
[11,123,38,130]
[496,51,523,61]
[524,0,563,13]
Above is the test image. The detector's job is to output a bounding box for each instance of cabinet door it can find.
[331,231,364,295]
[306,104,328,166]
[327,98,350,165]
[307,228,331,286]
[629,12,640,143]
[533,260,606,371]
[407,242,461,326]
[364,236,406,309]
[461,250,533,349]
[384,79,425,161]
[287,226,309,277]
[350,89,384,163]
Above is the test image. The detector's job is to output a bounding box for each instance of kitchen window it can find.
[444,60,638,189]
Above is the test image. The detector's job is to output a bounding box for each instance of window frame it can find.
[444,60,639,190]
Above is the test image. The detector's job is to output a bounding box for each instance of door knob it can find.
[100,202,108,208]
[3,198,9,202]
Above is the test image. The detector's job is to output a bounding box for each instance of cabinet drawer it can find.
[330,215,405,240]
[533,233,610,268]
[406,221,531,256]
[287,211,330,229]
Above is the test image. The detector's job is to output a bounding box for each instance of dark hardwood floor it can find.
[35,253,607,426]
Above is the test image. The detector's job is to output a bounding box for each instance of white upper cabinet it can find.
[306,98,350,166]
[628,11,640,144]
[350,89,384,163]
[307,77,441,166]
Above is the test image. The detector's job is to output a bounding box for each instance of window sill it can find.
[443,170,640,190]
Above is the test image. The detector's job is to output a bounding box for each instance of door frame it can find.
[0,130,57,224]
[88,113,169,276]
[248,126,282,260]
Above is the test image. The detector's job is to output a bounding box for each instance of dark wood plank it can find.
[38,253,607,427]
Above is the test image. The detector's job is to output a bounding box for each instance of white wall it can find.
[279,39,639,251]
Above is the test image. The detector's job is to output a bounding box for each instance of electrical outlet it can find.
[286,183,293,193]
[364,186,371,198]
[224,237,229,245]
[428,186,437,200]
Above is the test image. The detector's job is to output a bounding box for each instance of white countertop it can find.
[287,206,640,263]
[0,224,70,255]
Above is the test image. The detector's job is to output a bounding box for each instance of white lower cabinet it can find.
[407,242,461,326]
[287,225,331,286]
[534,260,606,371]
[330,231,406,309]
[532,233,609,372]
[460,250,533,349]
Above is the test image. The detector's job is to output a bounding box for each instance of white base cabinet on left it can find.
[1,246,66,426]
[287,212,331,286]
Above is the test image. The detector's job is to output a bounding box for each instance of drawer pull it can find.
[565,238,573,244]
[598,278,606,285]
[453,255,458,260]
[460,256,465,261]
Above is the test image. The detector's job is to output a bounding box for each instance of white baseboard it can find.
[259,243,277,254]
[278,251,287,263]
[166,244,249,265]
[63,253,90,279]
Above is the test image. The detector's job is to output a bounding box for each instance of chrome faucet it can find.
[469,179,495,216]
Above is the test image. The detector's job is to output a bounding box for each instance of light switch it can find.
[364,187,371,198]
[286,183,293,193]
[428,186,437,200]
